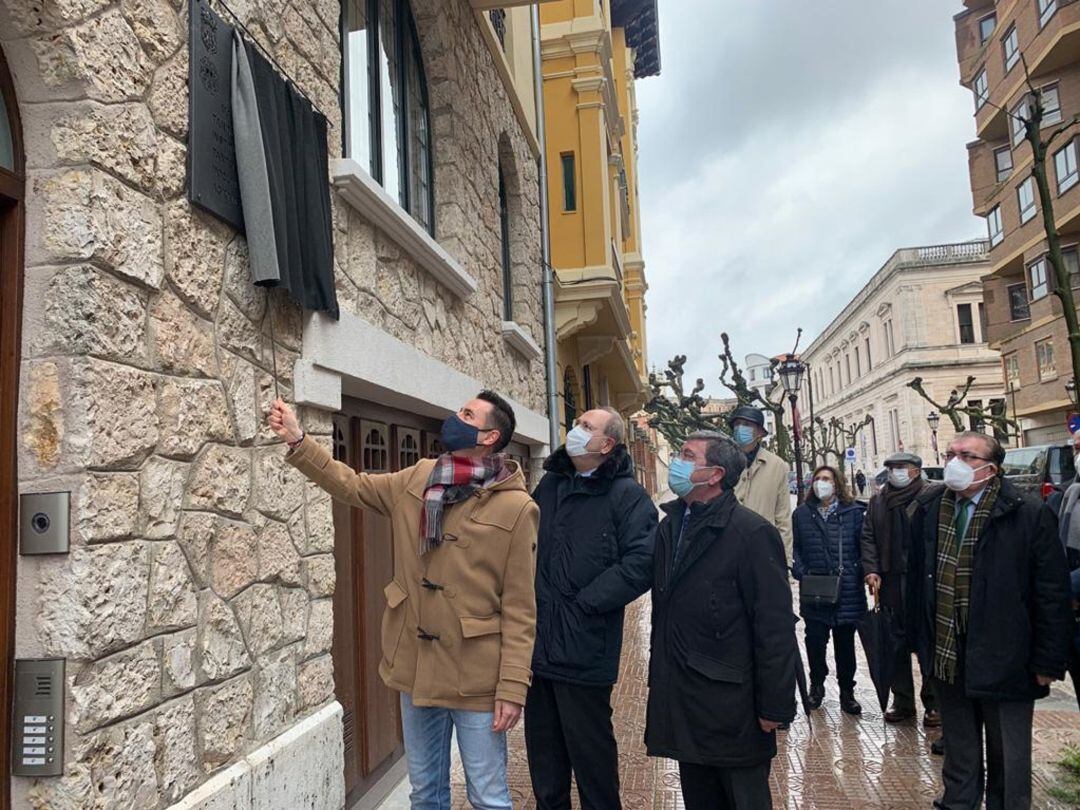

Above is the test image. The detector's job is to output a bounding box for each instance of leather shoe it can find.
[884,706,916,724]
[840,692,862,716]
[931,737,945,756]
[807,683,825,710]
[923,710,942,728]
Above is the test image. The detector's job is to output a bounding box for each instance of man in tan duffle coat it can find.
[269,391,538,810]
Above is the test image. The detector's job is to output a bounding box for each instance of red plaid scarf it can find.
[419,453,511,555]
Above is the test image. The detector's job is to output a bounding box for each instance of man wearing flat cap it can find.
[729,405,793,569]
[861,451,940,728]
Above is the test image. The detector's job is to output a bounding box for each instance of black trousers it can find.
[804,620,857,693]
[678,761,772,810]
[931,676,1034,809]
[891,648,937,713]
[524,675,621,810]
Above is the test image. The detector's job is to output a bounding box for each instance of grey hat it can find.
[884,451,922,468]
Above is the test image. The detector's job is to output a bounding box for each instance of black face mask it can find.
[440,413,484,452]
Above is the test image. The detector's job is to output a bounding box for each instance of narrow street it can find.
[424,592,1080,808]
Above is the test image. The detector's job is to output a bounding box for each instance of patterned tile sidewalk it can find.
[382,590,1080,809]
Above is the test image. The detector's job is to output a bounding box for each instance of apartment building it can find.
[0,1,553,807]
[801,242,1003,474]
[956,0,1080,443]
[540,0,660,432]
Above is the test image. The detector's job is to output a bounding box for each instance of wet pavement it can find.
[385,590,1080,808]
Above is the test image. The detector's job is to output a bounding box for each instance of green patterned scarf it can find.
[933,475,1001,684]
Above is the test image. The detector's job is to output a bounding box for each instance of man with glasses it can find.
[647,431,797,809]
[906,431,1070,809]
[526,407,656,809]
[268,393,538,810]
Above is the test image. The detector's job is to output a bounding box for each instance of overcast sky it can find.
[636,1,980,397]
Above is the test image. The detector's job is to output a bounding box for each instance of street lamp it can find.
[778,354,807,504]
[1066,378,1077,411]
[927,410,941,466]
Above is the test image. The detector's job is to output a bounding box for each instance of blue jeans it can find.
[399,692,512,810]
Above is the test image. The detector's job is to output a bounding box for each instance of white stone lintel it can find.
[331,159,478,299]
[294,358,342,411]
[299,310,550,445]
[500,320,543,361]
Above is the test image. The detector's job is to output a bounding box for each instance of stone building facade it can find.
[801,241,1004,475]
[0,0,551,807]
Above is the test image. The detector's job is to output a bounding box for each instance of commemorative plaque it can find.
[187,0,244,231]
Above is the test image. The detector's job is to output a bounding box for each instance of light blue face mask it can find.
[732,425,756,447]
[668,458,716,498]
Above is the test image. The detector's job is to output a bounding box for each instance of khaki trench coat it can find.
[734,445,793,566]
[286,437,539,710]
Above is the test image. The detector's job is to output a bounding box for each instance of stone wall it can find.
[0,0,546,804]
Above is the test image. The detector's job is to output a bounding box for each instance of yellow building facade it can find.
[540,0,660,433]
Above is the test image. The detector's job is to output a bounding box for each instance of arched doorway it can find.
[0,43,25,810]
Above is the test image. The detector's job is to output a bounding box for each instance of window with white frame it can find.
[1055,139,1078,194]
[1041,84,1062,126]
[979,13,996,44]
[1038,0,1057,28]
[1011,97,1030,146]
[1029,257,1049,300]
[1036,337,1055,380]
[343,0,435,234]
[995,146,1013,182]
[973,69,989,110]
[1003,24,1020,72]
[987,205,1004,246]
[1017,177,1036,224]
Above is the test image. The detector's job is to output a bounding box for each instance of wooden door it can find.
[333,415,403,807]
[0,44,24,810]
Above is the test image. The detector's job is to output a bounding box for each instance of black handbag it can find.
[799,511,843,609]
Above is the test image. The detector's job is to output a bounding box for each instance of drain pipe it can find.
[532,3,560,451]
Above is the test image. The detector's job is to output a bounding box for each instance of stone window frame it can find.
[1035,336,1056,381]
[956,302,976,344]
[1003,351,1021,387]
[496,133,541,361]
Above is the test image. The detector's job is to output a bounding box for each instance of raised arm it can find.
[270,399,410,516]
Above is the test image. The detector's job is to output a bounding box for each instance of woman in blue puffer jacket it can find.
[792,464,867,716]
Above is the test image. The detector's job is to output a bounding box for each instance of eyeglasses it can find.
[944,451,991,463]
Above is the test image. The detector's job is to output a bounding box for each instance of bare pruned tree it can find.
[907,376,1019,440]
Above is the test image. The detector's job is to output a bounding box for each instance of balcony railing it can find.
[894,240,990,265]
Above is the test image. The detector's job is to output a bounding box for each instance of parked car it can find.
[1001,443,1076,500]
[922,466,944,482]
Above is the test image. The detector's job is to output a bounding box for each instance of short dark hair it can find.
[954,430,1006,466]
[477,390,516,453]
[684,430,745,489]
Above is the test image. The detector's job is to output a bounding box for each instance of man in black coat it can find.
[525,407,657,810]
[647,430,797,810]
[906,431,1071,810]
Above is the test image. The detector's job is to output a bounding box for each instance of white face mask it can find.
[565,425,596,457]
[887,469,911,488]
[943,457,992,492]
[813,480,834,500]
